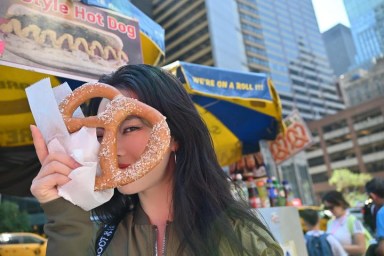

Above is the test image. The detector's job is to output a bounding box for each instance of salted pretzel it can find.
[59,82,171,191]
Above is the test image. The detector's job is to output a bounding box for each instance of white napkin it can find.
[26,78,114,211]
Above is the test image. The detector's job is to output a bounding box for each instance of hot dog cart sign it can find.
[0,0,143,79]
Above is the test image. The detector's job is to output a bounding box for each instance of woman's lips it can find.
[118,164,130,169]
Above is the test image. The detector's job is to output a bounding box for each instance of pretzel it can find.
[59,82,171,191]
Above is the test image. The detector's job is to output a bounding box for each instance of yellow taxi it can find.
[0,232,47,256]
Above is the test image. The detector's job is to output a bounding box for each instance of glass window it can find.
[311,172,329,183]
[323,119,347,133]
[308,156,325,167]
[366,159,384,173]
[22,236,42,244]
[352,108,382,123]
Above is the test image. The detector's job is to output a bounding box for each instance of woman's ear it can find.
[369,192,378,201]
[170,138,179,152]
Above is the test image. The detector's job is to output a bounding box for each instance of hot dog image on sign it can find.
[0,0,143,79]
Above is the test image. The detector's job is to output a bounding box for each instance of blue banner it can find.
[180,62,272,100]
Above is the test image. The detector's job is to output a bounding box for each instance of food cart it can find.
[0,0,164,196]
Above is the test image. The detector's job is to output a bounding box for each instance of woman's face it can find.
[97,89,175,195]
[323,201,345,217]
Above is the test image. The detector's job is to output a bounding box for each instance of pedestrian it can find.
[322,191,366,255]
[30,64,283,256]
[300,208,347,256]
[363,200,376,234]
[365,178,384,256]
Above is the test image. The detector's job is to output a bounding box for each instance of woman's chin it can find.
[117,184,139,195]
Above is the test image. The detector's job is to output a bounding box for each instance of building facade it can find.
[322,24,356,76]
[339,57,384,106]
[306,96,384,200]
[343,0,384,66]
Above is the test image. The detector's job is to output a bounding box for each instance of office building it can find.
[376,2,384,53]
[306,96,384,200]
[322,24,356,76]
[339,57,384,106]
[343,0,384,66]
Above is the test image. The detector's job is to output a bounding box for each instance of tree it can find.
[0,201,31,232]
[328,168,372,207]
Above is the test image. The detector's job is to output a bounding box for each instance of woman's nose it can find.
[116,133,125,157]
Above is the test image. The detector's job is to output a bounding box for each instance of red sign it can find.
[268,110,312,165]
[0,0,143,80]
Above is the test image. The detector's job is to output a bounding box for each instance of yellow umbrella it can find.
[0,65,61,147]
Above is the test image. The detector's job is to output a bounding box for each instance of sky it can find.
[311,0,351,33]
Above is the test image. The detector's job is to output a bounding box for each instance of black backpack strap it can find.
[95,224,118,256]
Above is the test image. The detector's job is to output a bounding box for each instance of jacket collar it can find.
[133,203,151,225]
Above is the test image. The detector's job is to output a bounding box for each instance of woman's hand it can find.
[30,125,80,203]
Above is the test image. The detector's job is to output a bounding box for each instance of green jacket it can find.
[42,198,283,256]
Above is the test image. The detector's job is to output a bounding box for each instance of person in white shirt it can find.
[323,191,366,255]
[301,208,347,256]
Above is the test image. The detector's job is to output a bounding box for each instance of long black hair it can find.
[89,64,276,255]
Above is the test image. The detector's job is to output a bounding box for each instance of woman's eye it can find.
[96,134,104,143]
[122,126,140,134]
[96,129,105,143]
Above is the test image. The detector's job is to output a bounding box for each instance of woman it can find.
[322,191,366,255]
[30,64,283,255]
